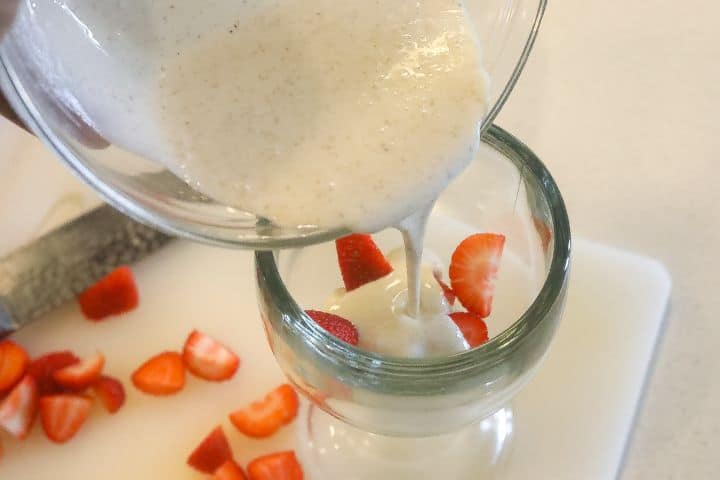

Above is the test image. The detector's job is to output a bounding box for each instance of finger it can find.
[0,90,27,130]
[0,0,20,37]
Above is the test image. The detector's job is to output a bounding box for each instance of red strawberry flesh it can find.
[213,460,248,480]
[53,351,105,391]
[306,310,359,345]
[229,384,299,438]
[131,351,185,396]
[182,330,240,382]
[335,234,393,291]
[27,351,80,396]
[433,270,456,306]
[0,340,30,393]
[449,233,505,318]
[449,312,489,348]
[77,266,139,321]
[39,394,92,443]
[247,451,303,480]
[92,375,126,414]
[187,426,233,474]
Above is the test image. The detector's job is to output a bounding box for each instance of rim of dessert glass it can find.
[0,0,547,249]
[255,124,571,384]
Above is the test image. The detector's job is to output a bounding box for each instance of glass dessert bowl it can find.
[0,0,547,249]
[255,125,571,479]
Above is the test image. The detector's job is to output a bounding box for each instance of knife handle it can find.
[0,205,172,337]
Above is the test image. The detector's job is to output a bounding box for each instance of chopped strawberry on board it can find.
[229,384,299,438]
[449,312,490,348]
[335,234,393,291]
[131,351,185,396]
[187,426,233,474]
[0,375,39,439]
[27,351,80,395]
[77,266,139,321]
[0,340,30,393]
[39,394,92,444]
[305,310,359,345]
[449,233,506,318]
[247,451,303,480]
[53,352,105,391]
[213,460,248,480]
[433,270,456,306]
[182,330,240,382]
[92,376,126,414]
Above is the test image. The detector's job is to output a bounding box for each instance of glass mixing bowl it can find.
[0,0,546,249]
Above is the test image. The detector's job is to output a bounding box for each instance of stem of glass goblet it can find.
[296,401,516,480]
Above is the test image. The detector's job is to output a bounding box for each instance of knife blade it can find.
[0,204,173,337]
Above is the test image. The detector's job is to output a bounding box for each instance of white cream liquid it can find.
[326,246,469,357]
[13,0,489,232]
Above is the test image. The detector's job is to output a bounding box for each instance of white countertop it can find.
[496,1,719,478]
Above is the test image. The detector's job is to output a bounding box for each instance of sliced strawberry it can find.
[131,351,185,396]
[0,340,30,393]
[182,330,240,382]
[449,233,505,318]
[335,234,393,291]
[52,352,105,391]
[229,384,299,438]
[433,270,456,306]
[247,451,303,480]
[39,394,92,443]
[187,426,233,474]
[0,375,39,439]
[449,312,489,348]
[92,376,126,414]
[305,310,359,345]
[213,460,248,480]
[77,266,139,321]
[27,351,80,395]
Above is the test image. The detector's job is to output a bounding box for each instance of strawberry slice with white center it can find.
[27,351,80,396]
[182,330,240,382]
[449,233,506,318]
[52,352,105,391]
[0,374,39,439]
[213,460,248,480]
[229,384,299,438]
[335,234,393,291]
[39,394,93,443]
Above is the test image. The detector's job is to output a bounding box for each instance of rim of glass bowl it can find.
[255,124,571,392]
[0,0,547,249]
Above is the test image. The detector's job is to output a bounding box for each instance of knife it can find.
[0,205,173,337]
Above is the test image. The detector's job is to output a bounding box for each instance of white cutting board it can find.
[0,120,671,479]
